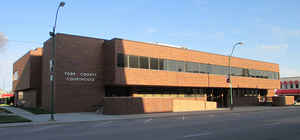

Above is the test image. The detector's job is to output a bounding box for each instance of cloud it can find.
[0,32,8,50]
[146,28,157,34]
[260,44,288,50]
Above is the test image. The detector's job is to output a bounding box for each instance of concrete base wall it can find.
[272,96,294,106]
[103,97,216,115]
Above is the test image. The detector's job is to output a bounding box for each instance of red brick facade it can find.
[13,33,280,113]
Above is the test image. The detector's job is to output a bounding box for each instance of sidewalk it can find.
[1,106,300,128]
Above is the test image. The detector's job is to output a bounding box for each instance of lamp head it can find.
[236,42,244,46]
[59,1,65,7]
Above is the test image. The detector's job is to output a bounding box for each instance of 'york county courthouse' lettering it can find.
[12,33,280,113]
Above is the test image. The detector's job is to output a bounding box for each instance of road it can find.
[1,108,300,140]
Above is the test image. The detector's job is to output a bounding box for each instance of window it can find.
[167,60,177,72]
[256,70,264,78]
[159,59,167,70]
[249,70,256,78]
[262,71,269,79]
[13,71,19,81]
[274,72,279,80]
[185,62,199,73]
[18,91,23,100]
[199,64,209,74]
[265,71,274,79]
[139,56,149,69]
[296,83,299,89]
[150,58,159,70]
[211,65,227,75]
[117,53,128,67]
[119,54,277,80]
[176,61,185,72]
[242,69,249,77]
[231,67,243,76]
[129,55,139,68]
[290,83,294,89]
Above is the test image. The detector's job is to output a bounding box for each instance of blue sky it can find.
[0,0,300,91]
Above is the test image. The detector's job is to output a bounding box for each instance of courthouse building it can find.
[12,33,280,113]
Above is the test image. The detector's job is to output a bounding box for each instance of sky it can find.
[0,0,300,92]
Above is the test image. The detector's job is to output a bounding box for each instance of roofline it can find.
[115,38,279,66]
[42,33,278,65]
[280,76,300,79]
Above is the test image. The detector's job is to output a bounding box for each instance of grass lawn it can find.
[0,115,31,123]
[0,104,10,106]
[20,107,50,114]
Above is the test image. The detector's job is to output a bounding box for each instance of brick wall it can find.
[110,39,280,97]
[41,33,106,113]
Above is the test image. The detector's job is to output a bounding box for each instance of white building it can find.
[277,77,300,101]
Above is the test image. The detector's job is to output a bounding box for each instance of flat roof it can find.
[54,33,278,66]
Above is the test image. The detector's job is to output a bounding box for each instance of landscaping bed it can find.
[20,107,50,114]
[0,115,31,123]
[0,107,31,123]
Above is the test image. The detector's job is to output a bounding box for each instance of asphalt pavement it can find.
[1,107,300,140]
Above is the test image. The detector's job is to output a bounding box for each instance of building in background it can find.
[276,77,300,103]
[12,33,280,113]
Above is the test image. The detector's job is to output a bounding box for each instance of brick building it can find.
[13,33,280,113]
[276,77,300,102]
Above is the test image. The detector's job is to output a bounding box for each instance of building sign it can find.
[64,72,96,82]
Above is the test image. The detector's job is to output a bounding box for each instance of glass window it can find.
[117,53,128,67]
[242,69,249,77]
[231,67,243,76]
[256,70,264,78]
[185,62,199,73]
[159,59,167,70]
[176,61,185,72]
[262,71,268,79]
[290,83,294,89]
[199,64,209,74]
[129,55,139,68]
[167,60,177,72]
[150,58,159,70]
[274,72,279,80]
[18,91,23,100]
[266,71,274,79]
[249,69,256,78]
[13,71,19,81]
[211,65,227,75]
[296,83,299,89]
[139,56,149,69]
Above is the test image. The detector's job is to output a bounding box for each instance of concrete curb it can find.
[1,106,300,128]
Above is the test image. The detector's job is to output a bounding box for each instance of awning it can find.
[283,81,288,85]
[0,94,14,98]
[276,89,300,95]
[295,80,299,84]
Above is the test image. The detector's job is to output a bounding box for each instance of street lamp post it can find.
[227,42,243,111]
[49,1,65,121]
